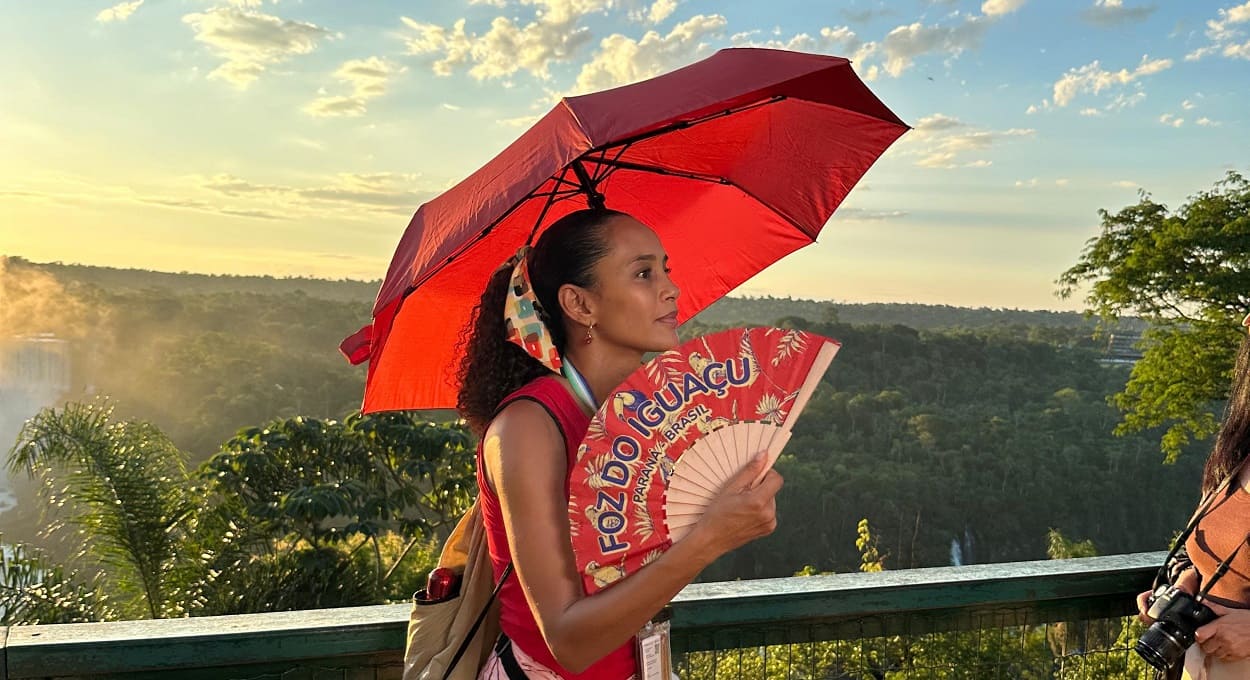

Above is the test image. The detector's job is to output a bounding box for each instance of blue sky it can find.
[1,0,1247,310]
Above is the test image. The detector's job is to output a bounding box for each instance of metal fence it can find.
[2,552,1166,679]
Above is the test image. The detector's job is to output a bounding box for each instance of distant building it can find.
[1099,331,1143,366]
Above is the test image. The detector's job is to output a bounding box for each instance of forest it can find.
[2,171,1245,628]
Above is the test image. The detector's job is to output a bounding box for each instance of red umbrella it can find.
[341,47,908,412]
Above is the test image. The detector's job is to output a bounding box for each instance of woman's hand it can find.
[1196,602,1250,662]
[1136,568,1200,624]
[689,452,784,557]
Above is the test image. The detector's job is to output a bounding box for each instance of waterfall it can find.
[950,538,963,566]
[0,335,73,515]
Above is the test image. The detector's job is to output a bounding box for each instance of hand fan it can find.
[567,326,839,594]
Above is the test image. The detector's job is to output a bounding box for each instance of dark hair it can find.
[1203,333,1250,494]
[455,208,629,435]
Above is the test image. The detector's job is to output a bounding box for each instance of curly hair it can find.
[455,208,628,435]
[1204,333,1250,494]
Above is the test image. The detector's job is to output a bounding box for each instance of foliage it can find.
[1058,171,1250,459]
[0,536,113,624]
[3,403,470,622]
[7,399,198,618]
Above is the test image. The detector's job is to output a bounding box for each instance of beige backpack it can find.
[404,500,512,680]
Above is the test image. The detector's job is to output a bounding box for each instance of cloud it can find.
[203,172,438,214]
[1159,113,1184,127]
[904,113,1034,169]
[981,0,1028,17]
[635,0,678,24]
[571,14,728,93]
[1015,178,1039,188]
[1196,116,1222,126]
[1111,179,1138,188]
[1048,54,1171,107]
[96,0,144,23]
[305,57,406,118]
[836,208,908,221]
[1181,98,1195,110]
[1186,2,1250,61]
[1226,39,1250,59]
[840,8,896,23]
[182,6,332,89]
[497,114,541,127]
[1081,0,1157,27]
[730,25,879,81]
[401,0,613,81]
[879,18,992,77]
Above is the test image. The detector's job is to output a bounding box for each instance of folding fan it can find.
[566,326,839,594]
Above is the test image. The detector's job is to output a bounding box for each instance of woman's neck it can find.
[563,344,643,411]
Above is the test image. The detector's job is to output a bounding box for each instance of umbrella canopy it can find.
[342,47,908,412]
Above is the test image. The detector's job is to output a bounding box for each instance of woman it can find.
[457,208,783,678]
[1137,317,1250,678]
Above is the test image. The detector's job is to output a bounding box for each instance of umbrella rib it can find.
[588,157,730,186]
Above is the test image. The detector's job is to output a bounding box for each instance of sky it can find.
[1,0,1248,311]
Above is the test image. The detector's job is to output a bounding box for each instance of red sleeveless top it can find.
[476,376,637,679]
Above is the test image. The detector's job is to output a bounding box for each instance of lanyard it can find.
[560,357,599,412]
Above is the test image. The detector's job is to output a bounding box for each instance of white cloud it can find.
[1081,0,1157,27]
[836,208,909,221]
[182,7,332,89]
[1055,178,1070,186]
[1079,107,1101,116]
[1187,3,1250,61]
[571,14,728,93]
[401,0,613,81]
[730,25,877,77]
[1181,98,1195,109]
[470,0,509,6]
[305,57,406,118]
[497,114,541,127]
[1111,180,1138,188]
[441,103,462,111]
[1159,113,1183,127]
[1015,177,1039,188]
[981,0,1027,17]
[203,172,438,215]
[1225,39,1250,59]
[96,0,144,23]
[644,0,678,24]
[1197,117,1222,126]
[1186,45,1219,61]
[879,18,990,77]
[1049,54,1171,107]
[905,113,1034,169]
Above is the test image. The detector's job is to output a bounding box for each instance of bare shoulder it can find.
[486,399,561,449]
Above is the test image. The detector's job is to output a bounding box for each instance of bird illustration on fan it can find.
[567,326,839,594]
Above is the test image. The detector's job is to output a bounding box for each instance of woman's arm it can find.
[484,400,781,673]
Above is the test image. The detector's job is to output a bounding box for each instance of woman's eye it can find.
[636,269,651,279]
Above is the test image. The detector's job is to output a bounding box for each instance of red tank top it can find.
[476,376,637,679]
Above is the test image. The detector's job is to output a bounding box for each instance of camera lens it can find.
[1135,624,1190,671]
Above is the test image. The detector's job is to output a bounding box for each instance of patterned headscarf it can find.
[503,246,562,373]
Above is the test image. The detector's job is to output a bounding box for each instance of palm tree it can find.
[7,399,199,619]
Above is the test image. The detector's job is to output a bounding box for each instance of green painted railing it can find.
[2,552,1165,679]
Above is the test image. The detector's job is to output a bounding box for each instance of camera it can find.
[1135,585,1220,671]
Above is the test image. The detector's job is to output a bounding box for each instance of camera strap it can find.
[1153,455,1250,592]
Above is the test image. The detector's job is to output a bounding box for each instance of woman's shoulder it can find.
[486,380,566,443]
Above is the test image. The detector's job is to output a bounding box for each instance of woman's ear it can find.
[557,283,597,328]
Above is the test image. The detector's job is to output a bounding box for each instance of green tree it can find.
[7,400,199,619]
[1058,170,1250,460]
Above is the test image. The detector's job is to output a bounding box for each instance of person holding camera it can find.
[1136,315,1250,678]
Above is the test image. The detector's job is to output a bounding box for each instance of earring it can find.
[584,322,595,345]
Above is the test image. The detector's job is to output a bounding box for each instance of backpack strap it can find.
[441,563,513,680]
